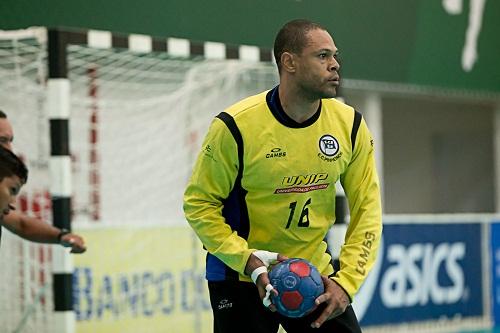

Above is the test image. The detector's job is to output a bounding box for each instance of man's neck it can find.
[278,84,320,124]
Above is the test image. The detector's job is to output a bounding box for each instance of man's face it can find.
[0,118,14,150]
[0,174,22,221]
[293,29,340,100]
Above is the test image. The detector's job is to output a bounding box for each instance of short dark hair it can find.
[0,110,6,118]
[0,145,28,184]
[273,19,327,73]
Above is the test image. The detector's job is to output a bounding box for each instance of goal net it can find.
[0,27,278,332]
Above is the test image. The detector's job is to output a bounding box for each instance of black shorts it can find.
[208,280,362,333]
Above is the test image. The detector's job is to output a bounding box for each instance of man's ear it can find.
[280,52,296,73]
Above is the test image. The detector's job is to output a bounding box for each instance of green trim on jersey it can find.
[184,87,382,300]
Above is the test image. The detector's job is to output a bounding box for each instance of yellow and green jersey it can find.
[183,86,382,300]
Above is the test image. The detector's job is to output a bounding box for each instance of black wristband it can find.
[57,228,71,243]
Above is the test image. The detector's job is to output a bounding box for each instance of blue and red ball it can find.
[268,258,324,318]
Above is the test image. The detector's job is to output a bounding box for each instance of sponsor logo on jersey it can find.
[266,147,287,159]
[352,235,384,321]
[202,144,217,161]
[274,173,329,194]
[356,231,377,276]
[319,135,340,156]
[318,134,342,162]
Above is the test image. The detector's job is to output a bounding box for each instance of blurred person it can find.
[0,145,28,224]
[0,110,86,253]
[184,19,382,332]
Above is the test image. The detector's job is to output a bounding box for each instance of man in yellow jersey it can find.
[184,19,382,332]
[0,110,86,253]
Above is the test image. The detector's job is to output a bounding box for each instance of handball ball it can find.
[268,258,324,318]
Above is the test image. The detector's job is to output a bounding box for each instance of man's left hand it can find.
[310,276,350,328]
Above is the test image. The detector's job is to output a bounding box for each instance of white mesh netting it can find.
[67,43,278,226]
[1,27,278,227]
[0,27,277,332]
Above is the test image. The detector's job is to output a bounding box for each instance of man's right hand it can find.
[60,232,87,253]
[244,251,288,311]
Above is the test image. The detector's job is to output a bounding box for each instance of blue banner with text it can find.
[353,223,483,326]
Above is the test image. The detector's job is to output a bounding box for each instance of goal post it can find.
[47,28,75,333]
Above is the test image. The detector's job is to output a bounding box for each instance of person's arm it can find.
[183,117,255,275]
[312,115,383,328]
[334,116,383,299]
[1,210,86,253]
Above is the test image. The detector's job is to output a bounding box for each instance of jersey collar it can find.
[266,85,322,128]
